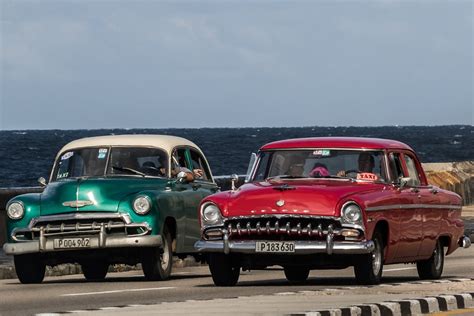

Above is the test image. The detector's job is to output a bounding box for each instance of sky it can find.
[0,0,472,130]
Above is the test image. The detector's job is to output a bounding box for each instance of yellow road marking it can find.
[430,308,474,315]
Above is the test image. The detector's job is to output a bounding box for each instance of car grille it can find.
[12,213,150,241]
[223,216,343,241]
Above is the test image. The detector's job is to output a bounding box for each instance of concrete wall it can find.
[422,161,473,206]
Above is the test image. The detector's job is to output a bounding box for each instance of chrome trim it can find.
[3,235,162,255]
[195,239,375,255]
[227,214,341,221]
[62,200,94,208]
[460,236,471,249]
[366,204,463,212]
[28,213,133,229]
[340,201,363,226]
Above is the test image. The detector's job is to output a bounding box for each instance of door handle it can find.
[410,188,420,193]
[430,188,439,194]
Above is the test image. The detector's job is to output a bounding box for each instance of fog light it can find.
[205,229,223,239]
[341,229,360,238]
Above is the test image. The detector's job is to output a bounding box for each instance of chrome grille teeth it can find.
[256,222,261,234]
[297,222,302,235]
[286,222,291,235]
[317,224,323,237]
[227,223,233,236]
[236,222,241,235]
[275,221,279,233]
[246,222,251,234]
[266,221,271,234]
[307,223,312,236]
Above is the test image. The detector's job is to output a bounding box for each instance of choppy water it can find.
[0,125,472,187]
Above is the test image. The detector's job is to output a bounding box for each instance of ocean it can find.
[0,125,472,188]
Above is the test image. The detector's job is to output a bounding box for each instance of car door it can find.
[403,153,442,258]
[388,152,423,261]
[183,148,218,251]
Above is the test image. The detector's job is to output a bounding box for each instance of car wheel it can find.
[417,239,444,280]
[14,254,45,284]
[142,225,173,281]
[284,266,310,284]
[82,261,109,280]
[354,230,384,285]
[208,253,240,286]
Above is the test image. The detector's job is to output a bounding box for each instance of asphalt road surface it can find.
[1,248,473,316]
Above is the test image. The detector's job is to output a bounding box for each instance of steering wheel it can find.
[143,166,164,176]
[344,169,359,177]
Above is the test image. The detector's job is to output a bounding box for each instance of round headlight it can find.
[133,196,151,215]
[202,203,222,225]
[7,201,24,220]
[342,202,362,224]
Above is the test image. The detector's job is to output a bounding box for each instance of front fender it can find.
[6,193,41,242]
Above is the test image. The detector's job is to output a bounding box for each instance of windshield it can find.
[252,149,387,182]
[53,147,168,181]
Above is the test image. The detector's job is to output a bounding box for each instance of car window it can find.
[253,149,387,182]
[107,147,168,177]
[189,149,212,181]
[54,148,108,180]
[404,154,421,186]
[171,148,189,178]
[388,152,404,183]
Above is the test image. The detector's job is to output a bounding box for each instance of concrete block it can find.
[437,295,458,311]
[398,300,422,315]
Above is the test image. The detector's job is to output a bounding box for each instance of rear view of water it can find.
[0,125,472,187]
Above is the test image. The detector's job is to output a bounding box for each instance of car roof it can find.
[59,134,199,154]
[260,137,414,151]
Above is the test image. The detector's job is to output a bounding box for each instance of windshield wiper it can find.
[266,175,305,181]
[112,166,147,177]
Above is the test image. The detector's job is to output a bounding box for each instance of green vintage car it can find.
[3,135,218,283]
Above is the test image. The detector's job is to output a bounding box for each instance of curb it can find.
[295,292,474,316]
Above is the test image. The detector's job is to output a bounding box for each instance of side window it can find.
[404,154,421,186]
[388,152,404,183]
[171,148,188,178]
[189,149,212,181]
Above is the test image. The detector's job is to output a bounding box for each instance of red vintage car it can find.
[195,137,471,286]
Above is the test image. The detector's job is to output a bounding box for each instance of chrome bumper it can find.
[3,235,162,255]
[459,235,471,248]
[194,239,375,255]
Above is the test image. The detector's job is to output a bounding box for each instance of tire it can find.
[142,226,173,281]
[284,267,310,284]
[417,239,444,280]
[82,261,109,280]
[14,254,45,284]
[354,230,384,285]
[208,253,240,286]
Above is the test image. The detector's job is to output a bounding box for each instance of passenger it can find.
[309,163,330,178]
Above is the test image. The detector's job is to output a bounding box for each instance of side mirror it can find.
[245,153,257,183]
[38,177,47,187]
[177,171,188,183]
[399,177,412,190]
[231,174,239,191]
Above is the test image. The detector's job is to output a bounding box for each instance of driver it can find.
[337,152,375,177]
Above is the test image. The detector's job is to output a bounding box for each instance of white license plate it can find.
[54,238,91,249]
[255,241,295,253]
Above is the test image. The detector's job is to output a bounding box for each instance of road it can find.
[1,248,473,316]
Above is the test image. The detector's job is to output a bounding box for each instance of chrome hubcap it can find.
[434,244,442,271]
[372,239,382,275]
[161,238,170,270]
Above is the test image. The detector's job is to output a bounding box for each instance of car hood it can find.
[210,179,383,218]
[40,177,169,215]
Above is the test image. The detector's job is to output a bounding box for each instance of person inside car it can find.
[337,152,375,177]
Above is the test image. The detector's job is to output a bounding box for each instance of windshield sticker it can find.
[61,152,73,160]
[357,173,378,181]
[98,148,108,159]
[57,172,69,179]
[312,150,330,157]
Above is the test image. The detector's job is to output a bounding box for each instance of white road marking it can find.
[384,267,417,272]
[61,287,175,297]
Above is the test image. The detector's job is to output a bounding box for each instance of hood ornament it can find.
[276,200,285,207]
[62,200,94,208]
